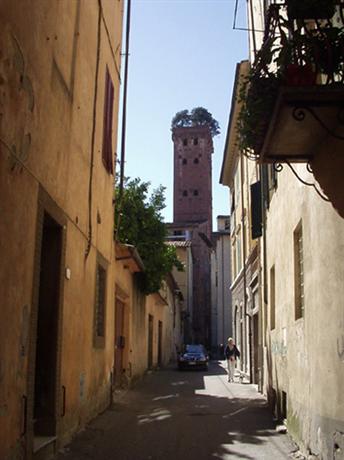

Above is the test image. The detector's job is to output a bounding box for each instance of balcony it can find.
[237,0,344,164]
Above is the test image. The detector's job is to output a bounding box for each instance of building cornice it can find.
[220,60,250,186]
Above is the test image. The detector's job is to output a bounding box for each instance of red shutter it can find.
[102,67,114,174]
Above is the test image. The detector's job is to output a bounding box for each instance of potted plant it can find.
[286,0,335,20]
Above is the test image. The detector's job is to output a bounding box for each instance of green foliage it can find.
[115,178,183,294]
[171,107,220,137]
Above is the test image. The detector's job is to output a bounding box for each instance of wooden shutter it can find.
[102,67,114,174]
[250,181,262,239]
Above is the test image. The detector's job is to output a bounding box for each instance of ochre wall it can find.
[0,0,123,457]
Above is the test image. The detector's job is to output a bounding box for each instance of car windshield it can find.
[185,345,204,353]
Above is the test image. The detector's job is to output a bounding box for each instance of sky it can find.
[118,0,248,227]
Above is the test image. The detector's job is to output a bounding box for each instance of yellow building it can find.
[115,243,183,386]
[0,1,123,458]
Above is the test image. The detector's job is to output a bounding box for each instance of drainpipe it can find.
[240,153,253,384]
[222,236,225,345]
[259,163,268,392]
[116,0,131,237]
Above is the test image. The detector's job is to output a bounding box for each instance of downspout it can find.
[260,164,268,390]
[240,153,253,383]
[221,236,225,344]
[116,0,131,238]
[249,0,257,56]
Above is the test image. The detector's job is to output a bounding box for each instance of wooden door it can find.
[114,299,125,383]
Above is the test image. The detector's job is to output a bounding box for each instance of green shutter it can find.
[251,181,262,239]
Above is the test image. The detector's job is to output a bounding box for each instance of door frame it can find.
[27,187,66,456]
[148,314,154,369]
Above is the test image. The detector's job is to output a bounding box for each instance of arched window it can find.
[193,190,199,196]
[183,139,188,146]
[182,190,188,197]
[193,138,198,145]
[182,158,187,165]
[194,158,199,164]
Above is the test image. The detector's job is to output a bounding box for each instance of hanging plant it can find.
[237,72,281,155]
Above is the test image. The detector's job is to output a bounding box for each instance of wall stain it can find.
[271,340,287,356]
[337,335,344,361]
[0,30,34,172]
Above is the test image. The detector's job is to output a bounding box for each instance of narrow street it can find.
[57,361,295,460]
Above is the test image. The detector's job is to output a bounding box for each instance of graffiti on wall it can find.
[271,340,287,357]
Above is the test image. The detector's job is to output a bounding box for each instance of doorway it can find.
[114,299,125,385]
[148,315,153,369]
[157,321,162,367]
[253,314,259,384]
[34,212,62,437]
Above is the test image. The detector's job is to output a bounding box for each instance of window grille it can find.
[94,262,106,346]
[294,222,304,320]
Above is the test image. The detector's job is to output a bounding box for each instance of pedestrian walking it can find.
[225,337,240,382]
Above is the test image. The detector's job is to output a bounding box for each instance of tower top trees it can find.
[171,107,220,138]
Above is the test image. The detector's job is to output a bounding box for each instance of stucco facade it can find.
[0,1,123,458]
[231,1,344,456]
[115,244,183,385]
[165,238,193,345]
[264,166,344,458]
[220,61,263,384]
[210,216,232,353]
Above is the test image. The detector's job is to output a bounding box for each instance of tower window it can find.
[193,190,199,196]
[182,190,188,197]
[183,139,188,146]
[182,158,187,165]
[194,158,199,164]
[193,138,198,145]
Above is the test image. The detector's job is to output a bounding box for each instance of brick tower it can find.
[171,125,213,346]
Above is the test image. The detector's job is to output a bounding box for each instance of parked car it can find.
[178,344,209,370]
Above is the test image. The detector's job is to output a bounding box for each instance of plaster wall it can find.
[130,277,148,382]
[0,1,123,457]
[265,165,344,458]
[211,229,232,349]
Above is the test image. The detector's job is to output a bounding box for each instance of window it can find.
[193,158,199,164]
[193,190,199,196]
[94,259,107,347]
[294,221,304,319]
[182,158,187,165]
[270,265,275,330]
[193,138,198,145]
[183,138,187,146]
[102,67,114,174]
[182,190,188,197]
